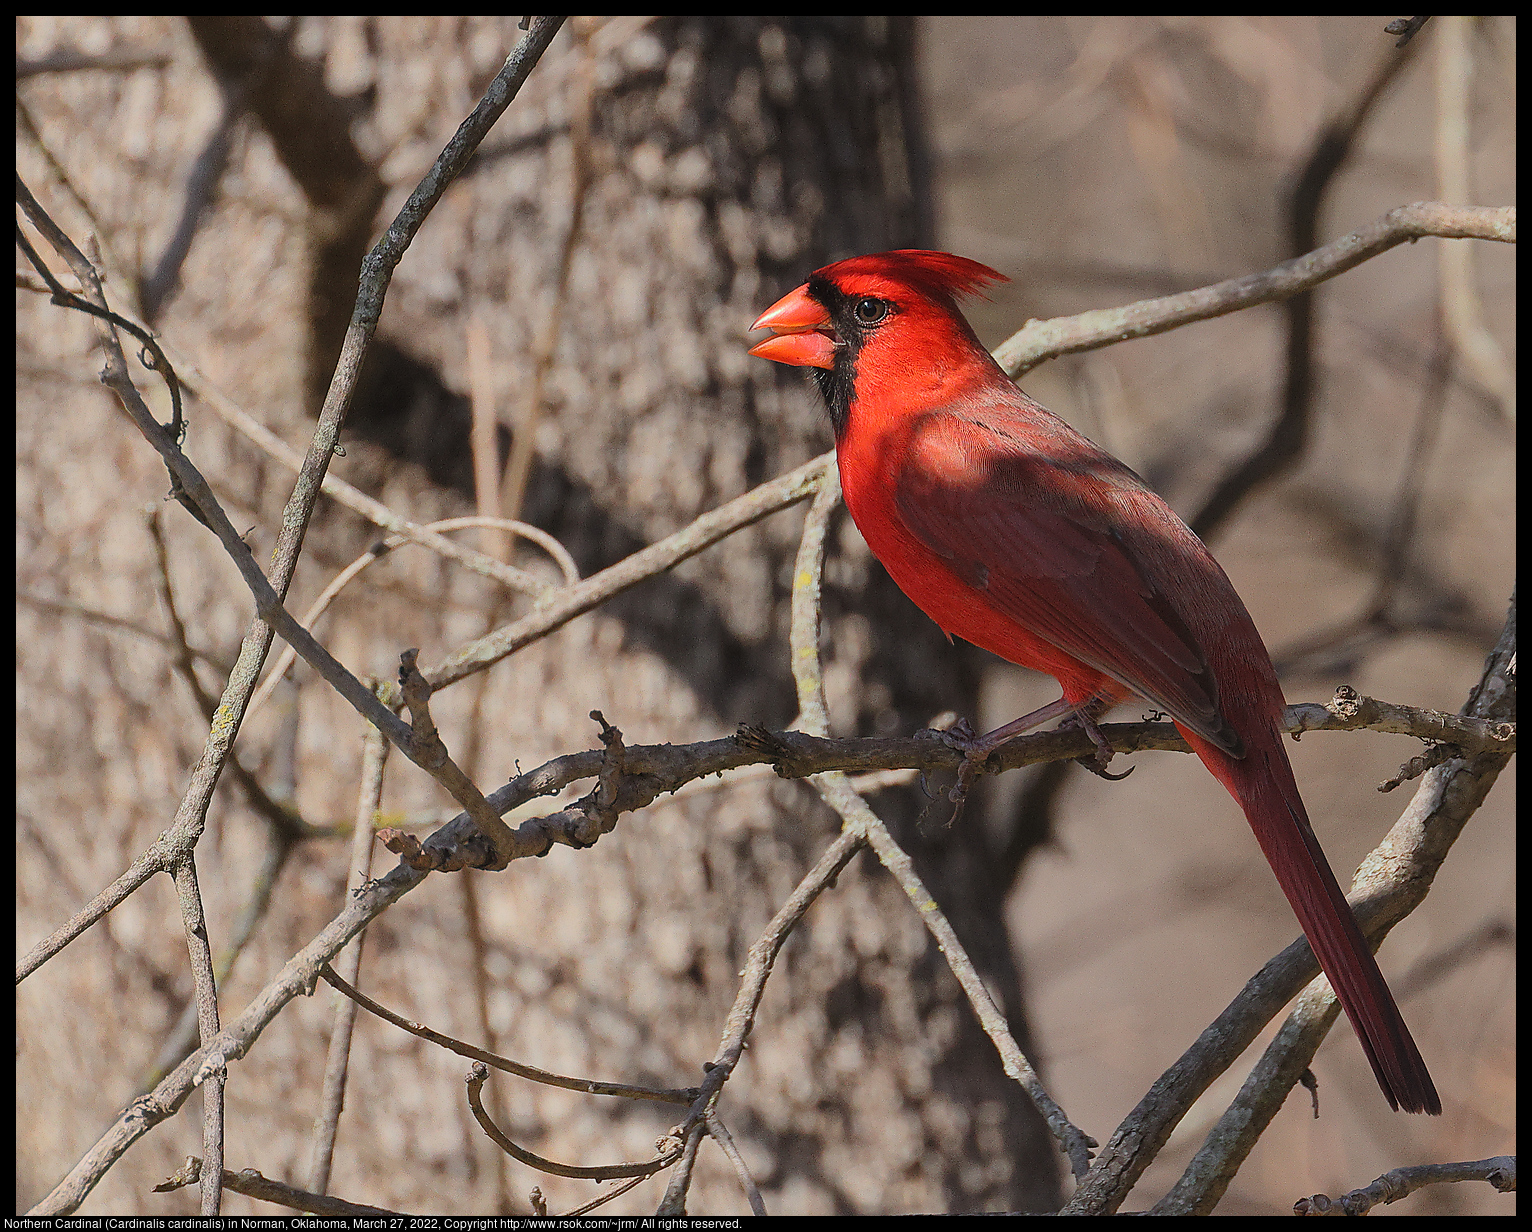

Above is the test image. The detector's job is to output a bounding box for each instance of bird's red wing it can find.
[891,417,1243,756]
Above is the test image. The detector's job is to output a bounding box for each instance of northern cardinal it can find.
[749,250,1439,1114]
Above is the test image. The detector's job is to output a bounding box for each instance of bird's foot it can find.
[1059,711,1133,781]
[914,716,997,826]
[917,697,1129,824]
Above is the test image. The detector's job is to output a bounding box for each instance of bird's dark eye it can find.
[853,297,889,325]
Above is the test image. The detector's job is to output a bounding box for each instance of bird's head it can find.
[748,250,1008,436]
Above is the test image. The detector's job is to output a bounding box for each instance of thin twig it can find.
[245,515,578,726]
[465,1063,683,1180]
[139,49,268,324]
[14,589,228,671]
[1295,1155,1515,1215]
[822,772,1098,1181]
[659,467,866,1215]
[662,828,866,1214]
[706,1113,767,1216]
[398,650,519,859]
[467,310,509,560]
[317,965,697,1105]
[15,210,185,439]
[1190,38,1427,539]
[1268,327,1453,680]
[161,340,558,597]
[170,857,223,1215]
[501,17,597,523]
[1392,916,1514,1002]
[426,451,834,689]
[1383,16,1432,50]
[140,827,298,1090]
[18,44,174,77]
[787,468,842,737]
[453,588,518,1213]
[306,696,390,1195]
[560,1169,658,1216]
[136,509,312,1089]
[1435,15,1515,419]
[154,1156,402,1216]
[656,1113,707,1216]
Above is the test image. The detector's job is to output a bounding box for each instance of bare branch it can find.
[465,1062,683,1180]
[706,1113,767,1217]
[426,451,834,689]
[306,706,390,1195]
[175,348,561,596]
[154,1156,401,1217]
[1435,16,1515,418]
[1286,685,1515,759]
[992,202,1514,378]
[795,467,1096,1180]
[501,18,597,523]
[170,857,224,1215]
[1295,1155,1515,1215]
[661,828,865,1213]
[17,44,173,77]
[318,964,697,1106]
[244,516,578,727]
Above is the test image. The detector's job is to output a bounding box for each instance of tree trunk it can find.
[20,15,1061,1213]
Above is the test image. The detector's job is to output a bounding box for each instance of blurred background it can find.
[17,16,1514,1215]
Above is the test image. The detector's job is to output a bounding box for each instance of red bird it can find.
[749,250,1439,1115]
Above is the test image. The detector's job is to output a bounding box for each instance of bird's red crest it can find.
[812,250,1007,304]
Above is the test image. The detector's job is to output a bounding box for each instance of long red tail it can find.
[1189,732,1440,1114]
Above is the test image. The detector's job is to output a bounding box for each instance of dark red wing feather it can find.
[891,406,1243,756]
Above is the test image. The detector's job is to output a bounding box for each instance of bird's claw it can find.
[917,715,978,752]
[1075,754,1134,781]
[914,716,988,826]
[1060,710,1126,778]
[944,758,980,827]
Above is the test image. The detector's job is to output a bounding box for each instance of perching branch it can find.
[385,684,1513,876]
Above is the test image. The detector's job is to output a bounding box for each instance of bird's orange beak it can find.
[748,284,837,370]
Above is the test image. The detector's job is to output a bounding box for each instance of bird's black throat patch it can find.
[803,273,896,441]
